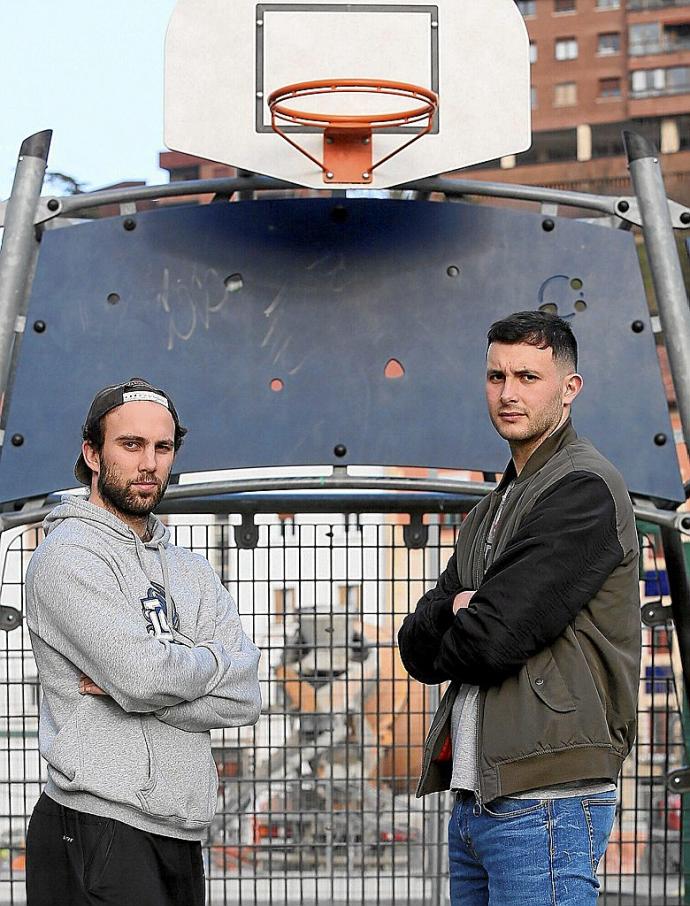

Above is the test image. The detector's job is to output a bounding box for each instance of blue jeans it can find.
[448,790,617,905]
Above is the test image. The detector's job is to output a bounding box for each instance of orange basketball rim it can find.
[268,78,439,185]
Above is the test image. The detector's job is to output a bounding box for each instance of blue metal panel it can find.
[0,198,682,502]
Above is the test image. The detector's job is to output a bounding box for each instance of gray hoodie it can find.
[26,496,261,841]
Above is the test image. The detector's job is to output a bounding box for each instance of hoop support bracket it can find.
[268,79,438,184]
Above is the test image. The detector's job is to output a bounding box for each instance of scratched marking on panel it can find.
[155,265,230,351]
[258,253,353,377]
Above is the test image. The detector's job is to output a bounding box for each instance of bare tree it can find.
[44,172,86,195]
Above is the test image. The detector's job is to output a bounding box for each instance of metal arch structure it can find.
[3,129,690,898]
[1,130,690,607]
[0,133,688,505]
[0,193,681,502]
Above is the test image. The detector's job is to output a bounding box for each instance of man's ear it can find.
[82,441,100,477]
[563,372,583,405]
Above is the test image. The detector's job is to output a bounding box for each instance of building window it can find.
[631,67,690,97]
[595,0,619,7]
[644,663,674,696]
[597,32,620,55]
[169,166,200,182]
[518,128,578,165]
[554,0,576,11]
[338,584,362,613]
[531,87,538,108]
[592,120,626,157]
[668,65,690,91]
[516,0,536,16]
[630,0,682,8]
[631,68,665,95]
[530,41,538,63]
[599,76,622,98]
[273,587,296,623]
[678,114,690,151]
[555,37,578,61]
[554,81,577,106]
[629,22,661,56]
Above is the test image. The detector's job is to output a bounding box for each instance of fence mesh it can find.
[0,510,687,905]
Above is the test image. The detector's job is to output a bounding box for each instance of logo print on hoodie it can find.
[141,581,180,640]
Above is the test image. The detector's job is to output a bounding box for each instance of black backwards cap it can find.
[74,377,185,485]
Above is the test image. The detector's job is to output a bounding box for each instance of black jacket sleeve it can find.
[397,549,464,685]
[431,471,625,686]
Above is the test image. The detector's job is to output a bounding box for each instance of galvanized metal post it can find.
[0,130,52,436]
[624,130,690,455]
[422,525,446,906]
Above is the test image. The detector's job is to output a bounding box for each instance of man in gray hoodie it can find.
[24,377,262,906]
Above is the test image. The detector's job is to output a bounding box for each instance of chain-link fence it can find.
[0,506,687,905]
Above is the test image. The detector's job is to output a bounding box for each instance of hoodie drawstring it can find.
[157,541,178,631]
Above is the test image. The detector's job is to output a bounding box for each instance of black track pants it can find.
[26,792,205,906]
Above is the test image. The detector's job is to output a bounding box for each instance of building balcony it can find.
[630,82,690,96]
[629,0,690,10]
[630,35,690,53]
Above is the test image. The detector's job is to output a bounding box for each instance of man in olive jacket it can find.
[398,311,640,906]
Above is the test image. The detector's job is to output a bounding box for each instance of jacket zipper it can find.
[473,689,486,815]
[473,498,498,590]
[471,490,506,812]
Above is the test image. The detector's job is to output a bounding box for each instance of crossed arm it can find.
[397,472,626,687]
[27,545,261,732]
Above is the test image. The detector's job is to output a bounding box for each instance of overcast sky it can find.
[0,0,179,199]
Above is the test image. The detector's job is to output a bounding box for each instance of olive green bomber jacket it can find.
[397,420,641,802]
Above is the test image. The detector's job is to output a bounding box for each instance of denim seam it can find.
[547,799,557,906]
[452,799,481,862]
[581,797,617,874]
[582,800,597,873]
[482,799,547,819]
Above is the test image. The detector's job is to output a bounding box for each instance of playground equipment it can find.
[2,0,690,902]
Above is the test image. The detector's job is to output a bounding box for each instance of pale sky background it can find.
[0,0,179,199]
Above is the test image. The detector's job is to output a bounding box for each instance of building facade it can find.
[478,0,690,201]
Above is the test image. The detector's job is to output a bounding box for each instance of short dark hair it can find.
[487,310,578,371]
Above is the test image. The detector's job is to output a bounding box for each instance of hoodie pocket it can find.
[137,719,218,827]
[45,699,218,828]
[45,697,151,807]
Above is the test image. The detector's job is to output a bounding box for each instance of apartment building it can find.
[474,0,690,200]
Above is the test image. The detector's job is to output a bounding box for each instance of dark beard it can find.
[97,462,168,519]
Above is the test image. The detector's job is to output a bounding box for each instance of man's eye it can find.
[522,374,537,382]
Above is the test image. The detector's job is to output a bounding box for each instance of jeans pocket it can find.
[482,796,546,819]
[582,796,617,872]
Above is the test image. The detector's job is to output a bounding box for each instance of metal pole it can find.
[0,131,52,435]
[423,528,445,906]
[624,130,690,454]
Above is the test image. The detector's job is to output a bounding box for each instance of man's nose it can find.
[139,445,157,473]
[500,378,519,402]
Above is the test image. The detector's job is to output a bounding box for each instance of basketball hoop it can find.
[268,79,439,184]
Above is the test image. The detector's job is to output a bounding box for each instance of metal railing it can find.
[629,0,690,11]
[630,82,690,98]
[630,38,690,57]
[0,499,689,905]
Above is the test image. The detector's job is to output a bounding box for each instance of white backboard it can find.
[165,0,531,189]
